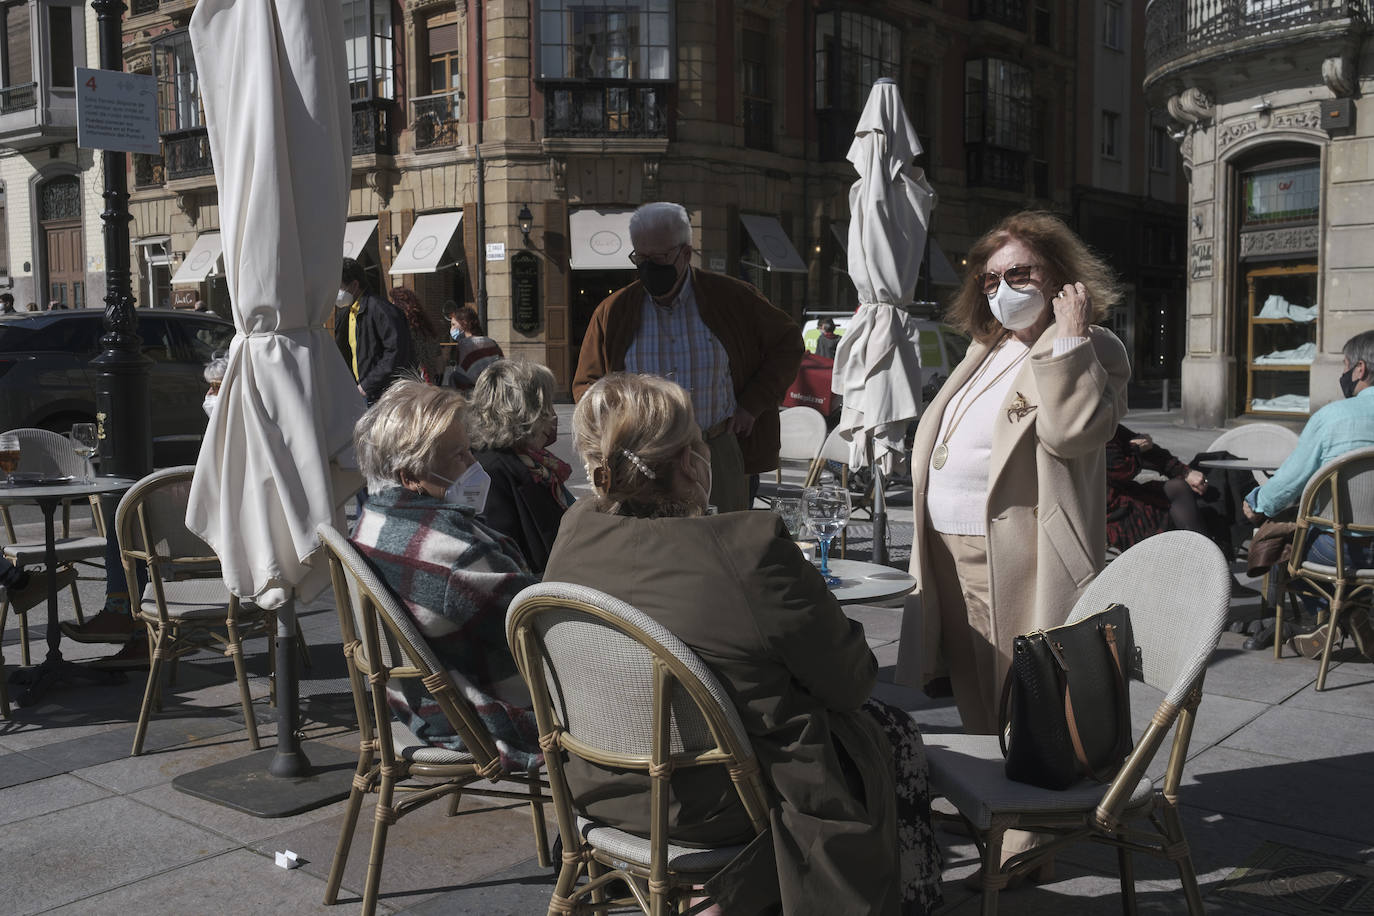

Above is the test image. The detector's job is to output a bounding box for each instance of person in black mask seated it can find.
[572,201,803,513]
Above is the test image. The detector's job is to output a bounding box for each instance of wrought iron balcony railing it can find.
[970,0,1028,30]
[130,0,159,15]
[163,127,212,181]
[133,152,165,188]
[352,98,392,156]
[543,80,668,139]
[966,145,1027,192]
[743,98,773,151]
[412,90,462,150]
[1146,0,1367,75]
[0,83,37,114]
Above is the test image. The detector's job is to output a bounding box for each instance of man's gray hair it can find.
[1343,330,1374,370]
[629,202,691,249]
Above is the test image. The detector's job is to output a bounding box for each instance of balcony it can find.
[164,127,212,181]
[970,0,1028,30]
[543,81,668,139]
[966,145,1027,192]
[352,98,392,156]
[1145,0,1367,96]
[133,153,165,189]
[129,0,160,15]
[1,83,36,113]
[0,81,75,149]
[411,91,462,151]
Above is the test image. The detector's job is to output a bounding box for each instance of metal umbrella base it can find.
[172,742,355,818]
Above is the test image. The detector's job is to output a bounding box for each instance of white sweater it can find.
[926,336,1085,536]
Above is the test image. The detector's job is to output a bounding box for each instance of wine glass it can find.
[802,483,851,586]
[70,423,97,484]
[0,433,19,485]
[772,497,804,538]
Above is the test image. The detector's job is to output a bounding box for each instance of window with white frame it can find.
[536,0,673,81]
[1103,2,1122,50]
[48,4,76,88]
[152,31,200,133]
[342,0,394,101]
[1101,110,1120,158]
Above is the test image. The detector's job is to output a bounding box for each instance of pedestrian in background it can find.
[391,287,443,383]
[336,257,415,404]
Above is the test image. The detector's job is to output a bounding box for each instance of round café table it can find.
[0,475,136,707]
[825,558,916,606]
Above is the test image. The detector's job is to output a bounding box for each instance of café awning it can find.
[342,218,378,259]
[171,232,223,285]
[569,207,635,270]
[740,214,808,274]
[389,211,462,275]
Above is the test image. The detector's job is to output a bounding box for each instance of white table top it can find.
[825,558,916,606]
[1196,458,1279,473]
[0,476,135,504]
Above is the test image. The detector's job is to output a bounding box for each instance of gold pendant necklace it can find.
[932,338,1028,471]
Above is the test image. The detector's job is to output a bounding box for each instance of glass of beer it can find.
[0,433,20,485]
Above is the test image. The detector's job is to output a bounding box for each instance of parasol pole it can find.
[869,440,888,565]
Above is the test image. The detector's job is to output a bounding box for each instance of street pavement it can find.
[1,404,1370,915]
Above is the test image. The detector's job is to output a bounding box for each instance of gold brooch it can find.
[1006,392,1036,423]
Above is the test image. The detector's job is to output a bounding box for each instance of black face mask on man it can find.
[1340,363,1362,398]
[638,260,681,298]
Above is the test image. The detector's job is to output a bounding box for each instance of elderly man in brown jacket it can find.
[573,202,803,512]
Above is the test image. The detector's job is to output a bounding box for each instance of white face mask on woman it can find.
[337,287,354,308]
[432,461,491,513]
[988,279,1046,331]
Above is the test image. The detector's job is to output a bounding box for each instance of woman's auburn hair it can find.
[945,210,1123,346]
[572,372,699,514]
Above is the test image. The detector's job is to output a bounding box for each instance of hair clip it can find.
[620,448,656,479]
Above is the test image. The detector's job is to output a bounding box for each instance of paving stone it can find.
[1221,704,1374,766]
[1280,659,1374,719]
[0,772,111,827]
[129,773,356,847]
[392,855,556,915]
[74,735,275,795]
[40,848,346,916]
[0,749,67,790]
[0,795,235,914]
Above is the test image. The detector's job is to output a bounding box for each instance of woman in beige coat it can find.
[896,211,1131,734]
[545,373,943,916]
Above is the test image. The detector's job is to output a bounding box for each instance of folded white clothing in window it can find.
[1251,394,1310,412]
[1254,342,1316,365]
[1256,294,1317,322]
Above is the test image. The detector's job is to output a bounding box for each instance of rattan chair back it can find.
[3,427,88,479]
[1206,423,1300,485]
[116,467,221,604]
[507,581,771,914]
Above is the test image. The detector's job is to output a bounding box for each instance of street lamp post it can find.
[89,0,152,480]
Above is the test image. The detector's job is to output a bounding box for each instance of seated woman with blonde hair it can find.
[543,372,942,916]
[351,378,540,772]
[468,359,574,573]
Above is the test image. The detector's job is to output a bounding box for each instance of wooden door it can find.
[45,223,84,308]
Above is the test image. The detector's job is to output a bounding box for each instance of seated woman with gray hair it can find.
[350,378,541,772]
[543,372,942,915]
[468,360,574,573]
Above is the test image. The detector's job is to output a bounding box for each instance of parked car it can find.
[801,313,971,401]
[0,309,235,465]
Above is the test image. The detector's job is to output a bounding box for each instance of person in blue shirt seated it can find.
[1243,329,1374,658]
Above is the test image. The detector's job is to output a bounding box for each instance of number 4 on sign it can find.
[85,75,96,91]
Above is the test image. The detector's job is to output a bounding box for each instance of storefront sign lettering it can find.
[511,251,540,335]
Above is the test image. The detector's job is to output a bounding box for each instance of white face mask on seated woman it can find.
[431,461,491,513]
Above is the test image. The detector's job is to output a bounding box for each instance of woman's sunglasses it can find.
[979,264,1038,296]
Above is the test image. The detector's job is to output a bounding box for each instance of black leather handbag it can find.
[998,604,1135,790]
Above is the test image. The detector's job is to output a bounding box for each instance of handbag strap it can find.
[1064,622,1130,782]
[997,665,1015,757]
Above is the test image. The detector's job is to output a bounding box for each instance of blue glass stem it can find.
[818,534,833,580]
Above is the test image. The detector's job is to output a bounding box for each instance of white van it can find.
[801,313,971,401]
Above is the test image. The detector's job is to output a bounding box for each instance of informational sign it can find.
[510,251,540,335]
[709,257,726,272]
[173,288,198,309]
[486,242,506,261]
[75,68,160,155]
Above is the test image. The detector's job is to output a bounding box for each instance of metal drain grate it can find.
[1214,842,1374,915]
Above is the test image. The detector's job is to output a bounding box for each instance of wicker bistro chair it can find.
[506,581,772,916]
[924,530,1231,916]
[1205,422,1300,487]
[0,427,104,665]
[117,467,273,756]
[1276,446,1374,686]
[316,523,551,916]
[755,406,828,507]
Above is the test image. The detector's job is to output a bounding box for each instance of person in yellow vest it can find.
[335,258,416,404]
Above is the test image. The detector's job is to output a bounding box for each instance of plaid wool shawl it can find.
[351,486,542,772]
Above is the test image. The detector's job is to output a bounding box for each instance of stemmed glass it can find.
[802,483,851,586]
[70,423,97,484]
[0,433,19,485]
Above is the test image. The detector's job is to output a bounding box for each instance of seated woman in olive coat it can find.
[543,373,942,916]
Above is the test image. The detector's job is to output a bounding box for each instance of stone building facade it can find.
[113,0,1181,396]
[0,0,106,311]
[1146,0,1371,427]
